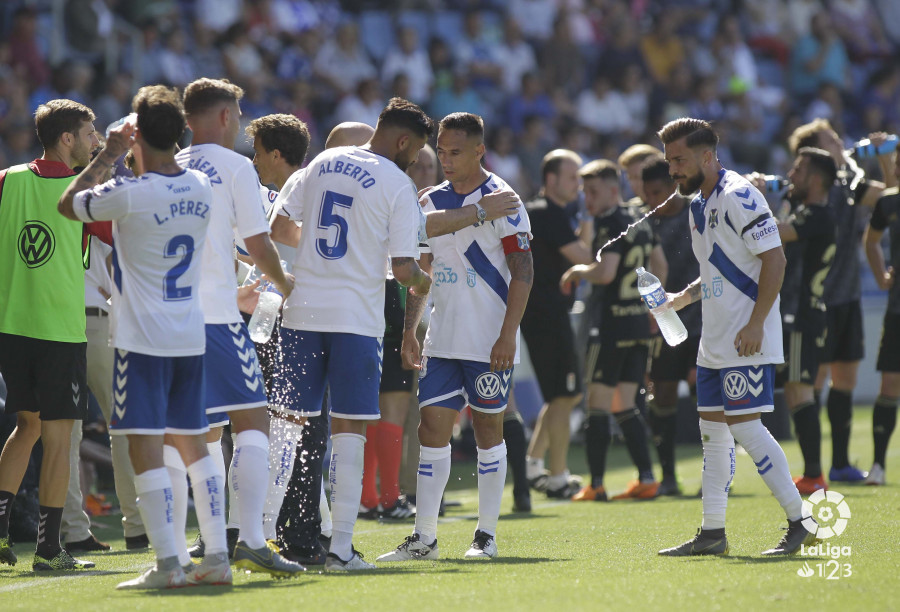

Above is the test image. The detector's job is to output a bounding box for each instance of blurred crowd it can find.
[1,0,900,199]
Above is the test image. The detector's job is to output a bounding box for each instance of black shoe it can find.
[281,542,328,566]
[381,496,415,520]
[528,473,549,493]
[187,533,205,559]
[761,518,818,556]
[659,528,729,556]
[656,476,682,497]
[358,505,381,520]
[226,527,239,559]
[318,533,331,551]
[65,534,110,553]
[125,533,150,550]
[512,490,532,513]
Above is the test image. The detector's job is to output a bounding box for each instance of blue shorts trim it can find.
[205,323,267,414]
[697,364,775,416]
[418,357,512,414]
[271,329,383,420]
[108,350,208,435]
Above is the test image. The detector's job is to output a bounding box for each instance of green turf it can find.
[1,407,897,611]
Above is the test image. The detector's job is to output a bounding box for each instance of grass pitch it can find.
[1,407,897,611]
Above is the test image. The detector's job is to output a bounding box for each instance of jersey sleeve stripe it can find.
[463,241,508,304]
[708,242,759,302]
[740,212,772,236]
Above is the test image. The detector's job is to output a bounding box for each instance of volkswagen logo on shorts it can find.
[475,372,502,399]
[18,221,55,268]
[723,370,749,400]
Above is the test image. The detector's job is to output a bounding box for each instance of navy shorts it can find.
[271,328,383,420]
[204,323,267,414]
[418,356,512,414]
[108,349,208,435]
[697,364,776,416]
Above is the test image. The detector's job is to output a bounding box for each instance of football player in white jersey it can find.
[59,86,230,588]
[378,112,533,563]
[656,118,815,557]
[174,78,303,577]
[269,98,433,571]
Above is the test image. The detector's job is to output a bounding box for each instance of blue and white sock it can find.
[699,419,734,531]
[162,445,190,566]
[413,444,451,545]
[475,442,507,537]
[329,433,366,561]
[187,455,228,555]
[232,429,269,549]
[263,420,302,541]
[134,468,178,561]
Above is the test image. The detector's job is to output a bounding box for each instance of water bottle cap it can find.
[636,267,646,275]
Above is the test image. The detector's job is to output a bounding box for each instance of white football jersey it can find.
[176,144,270,324]
[234,183,279,256]
[690,169,784,368]
[278,146,420,337]
[421,173,532,363]
[85,237,112,311]
[72,170,212,356]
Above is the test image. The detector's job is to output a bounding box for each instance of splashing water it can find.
[595,191,681,257]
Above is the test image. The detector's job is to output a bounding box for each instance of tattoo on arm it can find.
[506,250,534,284]
[404,291,428,333]
[687,281,702,303]
[73,150,119,193]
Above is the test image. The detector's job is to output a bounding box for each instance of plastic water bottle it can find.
[763,175,789,192]
[247,261,287,344]
[636,267,688,347]
[851,134,898,159]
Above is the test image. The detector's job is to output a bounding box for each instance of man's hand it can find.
[490,332,516,372]
[878,266,895,290]
[237,279,261,315]
[479,189,520,221]
[560,264,588,290]
[734,321,764,357]
[669,291,690,311]
[401,332,422,370]
[105,121,136,159]
[409,270,432,297]
[262,272,295,301]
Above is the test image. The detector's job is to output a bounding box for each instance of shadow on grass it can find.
[436,556,563,565]
[500,512,561,520]
[313,566,463,576]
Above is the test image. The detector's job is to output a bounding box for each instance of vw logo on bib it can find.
[723,370,749,400]
[475,372,502,399]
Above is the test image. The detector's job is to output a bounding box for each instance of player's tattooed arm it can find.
[59,122,134,220]
[399,253,433,370]
[491,250,534,372]
[670,276,701,311]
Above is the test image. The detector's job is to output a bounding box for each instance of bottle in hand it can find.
[636,267,688,347]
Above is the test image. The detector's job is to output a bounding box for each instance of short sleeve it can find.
[232,160,271,239]
[276,167,307,221]
[725,185,781,254]
[72,177,134,222]
[492,198,532,241]
[388,181,421,258]
[535,206,578,250]
[870,197,889,231]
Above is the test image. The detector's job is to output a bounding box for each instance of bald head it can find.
[325,122,375,149]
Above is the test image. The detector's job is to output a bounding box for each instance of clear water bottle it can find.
[247,261,287,344]
[636,267,688,347]
[763,175,789,192]
[851,134,898,159]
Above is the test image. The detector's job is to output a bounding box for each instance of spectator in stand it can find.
[495,17,538,97]
[517,114,552,199]
[158,29,197,88]
[313,21,376,98]
[195,0,243,34]
[276,29,317,86]
[7,8,49,91]
[92,74,133,135]
[223,22,268,84]
[334,77,383,128]
[191,24,226,81]
[790,12,850,99]
[540,16,585,97]
[597,17,647,83]
[485,126,527,196]
[454,11,503,104]
[382,26,433,105]
[430,72,484,124]
[640,14,686,86]
[508,0,558,43]
[574,75,631,138]
[619,64,650,138]
[829,0,893,60]
[506,72,555,135]
[63,0,115,61]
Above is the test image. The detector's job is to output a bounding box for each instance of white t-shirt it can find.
[420,173,532,363]
[85,237,112,311]
[72,170,212,356]
[176,144,270,324]
[690,169,784,368]
[278,146,421,337]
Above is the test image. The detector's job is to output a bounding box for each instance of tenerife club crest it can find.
[18,221,55,268]
[708,208,719,229]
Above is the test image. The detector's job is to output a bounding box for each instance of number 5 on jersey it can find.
[316,190,354,260]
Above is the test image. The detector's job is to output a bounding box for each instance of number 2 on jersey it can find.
[164,234,194,301]
[316,190,354,260]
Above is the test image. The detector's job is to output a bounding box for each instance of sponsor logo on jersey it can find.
[751,220,778,241]
[433,264,458,287]
[723,370,749,400]
[712,276,723,297]
[18,221,55,268]
[475,372,502,399]
[466,267,476,287]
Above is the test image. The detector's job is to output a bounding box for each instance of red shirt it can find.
[0,159,113,246]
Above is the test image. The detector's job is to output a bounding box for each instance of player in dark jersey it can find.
[788,120,893,484]
[776,148,838,495]
[561,160,667,501]
[862,150,900,486]
[643,158,701,496]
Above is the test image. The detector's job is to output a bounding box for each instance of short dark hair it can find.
[617,144,663,168]
[657,117,718,150]
[641,157,673,184]
[132,85,185,151]
[377,97,434,139]
[34,99,95,149]
[798,146,838,187]
[580,159,620,182]
[246,114,310,167]
[183,78,244,116]
[540,149,582,184]
[438,112,483,141]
